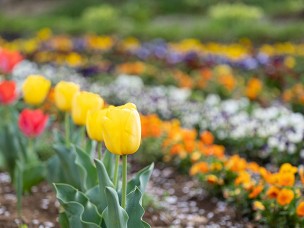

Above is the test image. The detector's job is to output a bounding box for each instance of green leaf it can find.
[53,144,81,189]
[86,185,103,214]
[46,155,63,184]
[74,146,97,191]
[103,149,115,179]
[127,163,154,194]
[126,187,150,228]
[22,162,45,192]
[102,187,128,228]
[54,183,102,227]
[94,159,114,212]
[59,211,70,228]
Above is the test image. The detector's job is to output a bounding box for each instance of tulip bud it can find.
[54,81,80,112]
[86,109,107,142]
[22,75,51,105]
[102,103,141,155]
[72,91,104,126]
[18,109,48,137]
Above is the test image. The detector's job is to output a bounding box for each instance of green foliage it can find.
[208,3,264,22]
[54,142,154,227]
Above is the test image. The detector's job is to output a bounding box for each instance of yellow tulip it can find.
[86,109,107,141]
[102,103,141,155]
[22,75,51,105]
[54,81,80,112]
[72,91,104,125]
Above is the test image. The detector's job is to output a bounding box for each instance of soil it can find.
[0,163,255,228]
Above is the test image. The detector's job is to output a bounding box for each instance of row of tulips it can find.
[138,114,304,227]
[0,75,154,227]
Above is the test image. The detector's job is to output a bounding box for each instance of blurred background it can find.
[0,0,304,42]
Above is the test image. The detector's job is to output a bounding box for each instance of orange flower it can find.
[249,185,264,199]
[279,163,297,174]
[299,166,304,184]
[266,186,280,199]
[226,155,247,172]
[297,202,304,217]
[170,143,184,155]
[206,175,218,184]
[219,74,236,92]
[278,173,295,187]
[235,171,251,186]
[245,78,262,100]
[277,189,294,206]
[190,162,209,176]
[200,131,214,145]
[247,162,260,173]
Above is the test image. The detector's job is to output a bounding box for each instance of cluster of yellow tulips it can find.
[22,74,142,211]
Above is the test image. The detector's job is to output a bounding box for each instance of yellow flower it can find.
[102,103,141,155]
[22,75,51,105]
[72,91,104,125]
[54,81,80,112]
[253,201,265,211]
[86,109,107,142]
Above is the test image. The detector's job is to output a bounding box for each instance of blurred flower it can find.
[22,75,51,105]
[249,184,264,199]
[0,80,17,105]
[253,201,265,211]
[54,81,80,112]
[200,131,214,145]
[72,91,104,125]
[246,78,262,100]
[266,186,280,199]
[190,162,209,176]
[297,202,304,217]
[277,189,294,206]
[18,109,48,138]
[0,48,23,74]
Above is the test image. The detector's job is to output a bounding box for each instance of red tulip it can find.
[0,49,23,74]
[0,80,17,104]
[18,109,49,138]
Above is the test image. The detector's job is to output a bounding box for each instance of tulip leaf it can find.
[59,211,69,228]
[53,144,82,189]
[21,162,45,192]
[127,163,154,194]
[126,187,150,228]
[54,183,102,227]
[94,159,114,211]
[103,149,115,179]
[85,185,103,214]
[74,146,97,191]
[102,187,129,228]
[46,155,63,184]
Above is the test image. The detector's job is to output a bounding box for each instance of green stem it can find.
[65,112,70,147]
[81,126,86,149]
[121,155,127,209]
[113,155,120,188]
[97,142,102,159]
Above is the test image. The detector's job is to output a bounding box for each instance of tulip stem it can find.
[81,126,86,149]
[65,112,70,147]
[121,155,127,209]
[113,155,120,188]
[97,142,102,159]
